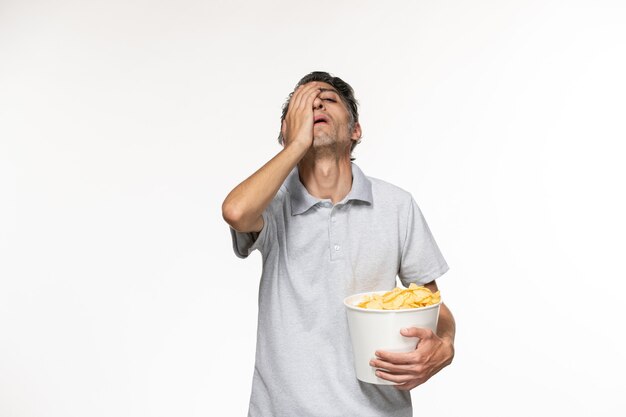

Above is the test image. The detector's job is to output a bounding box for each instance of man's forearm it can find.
[437,303,456,345]
[222,142,308,232]
[223,83,324,232]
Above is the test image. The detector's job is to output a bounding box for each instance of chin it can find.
[312,134,333,146]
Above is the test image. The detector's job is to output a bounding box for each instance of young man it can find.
[222,72,455,417]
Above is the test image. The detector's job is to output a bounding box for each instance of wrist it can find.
[441,336,455,364]
[284,139,310,155]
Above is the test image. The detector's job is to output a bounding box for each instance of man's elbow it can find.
[222,200,244,229]
[222,201,259,232]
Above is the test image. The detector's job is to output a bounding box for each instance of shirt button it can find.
[334,244,341,251]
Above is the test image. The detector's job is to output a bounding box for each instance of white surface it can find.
[344,292,440,385]
[1,1,625,416]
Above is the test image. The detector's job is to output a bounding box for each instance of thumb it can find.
[401,326,434,338]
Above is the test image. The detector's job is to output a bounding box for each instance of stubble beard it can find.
[309,127,351,161]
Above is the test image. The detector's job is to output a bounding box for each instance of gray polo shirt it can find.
[230,163,449,417]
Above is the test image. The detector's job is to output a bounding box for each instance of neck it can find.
[298,154,353,204]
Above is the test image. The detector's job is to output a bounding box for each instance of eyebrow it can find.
[319,88,339,94]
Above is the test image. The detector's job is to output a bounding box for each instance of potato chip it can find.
[356,284,441,310]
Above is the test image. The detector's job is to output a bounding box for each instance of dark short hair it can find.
[277,71,361,155]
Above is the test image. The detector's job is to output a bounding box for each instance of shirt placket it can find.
[329,203,346,261]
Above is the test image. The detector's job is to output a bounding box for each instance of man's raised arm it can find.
[221,83,322,233]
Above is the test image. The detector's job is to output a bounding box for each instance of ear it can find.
[351,121,362,141]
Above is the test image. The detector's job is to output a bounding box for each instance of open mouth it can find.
[314,115,329,125]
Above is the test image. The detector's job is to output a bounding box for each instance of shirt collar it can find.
[286,163,373,216]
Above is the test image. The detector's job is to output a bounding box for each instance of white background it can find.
[1,1,625,416]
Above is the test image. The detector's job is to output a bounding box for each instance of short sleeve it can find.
[398,198,449,286]
[229,210,274,258]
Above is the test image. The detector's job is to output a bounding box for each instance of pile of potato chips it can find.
[356,283,441,310]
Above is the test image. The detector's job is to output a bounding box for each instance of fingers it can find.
[374,349,415,365]
[374,369,414,384]
[371,352,429,390]
[374,328,435,364]
[302,85,322,111]
[289,82,321,113]
[369,358,413,374]
[374,364,428,390]
[371,328,445,392]
[297,84,321,113]
[394,381,419,391]
[400,327,435,339]
[281,82,323,148]
[290,84,308,110]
